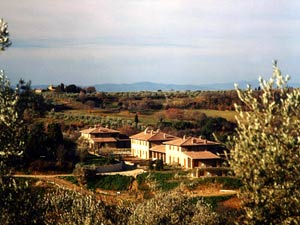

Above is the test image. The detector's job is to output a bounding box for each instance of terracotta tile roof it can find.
[184,151,220,159]
[130,128,177,142]
[150,145,166,153]
[92,137,117,143]
[80,126,120,134]
[163,136,219,147]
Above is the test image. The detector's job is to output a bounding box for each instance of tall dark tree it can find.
[134,113,139,129]
[46,123,64,159]
[65,84,81,93]
[16,79,49,119]
[55,83,65,92]
[24,123,48,162]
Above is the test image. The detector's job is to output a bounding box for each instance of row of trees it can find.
[47,87,246,111]
[53,83,96,94]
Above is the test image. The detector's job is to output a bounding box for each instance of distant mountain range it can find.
[32,81,300,92]
[93,81,260,92]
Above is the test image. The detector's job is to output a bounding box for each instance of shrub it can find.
[87,175,134,191]
[60,175,79,185]
[136,172,180,191]
[186,177,242,190]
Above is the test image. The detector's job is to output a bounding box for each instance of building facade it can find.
[164,136,223,169]
[130,128,177,160]
[80,126,130,151]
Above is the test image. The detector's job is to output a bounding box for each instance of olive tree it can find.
[0,19,21,166]
[229,62,300,224]
[0,19,24,174]
[0,19,23,170]
[128,190,219,225]
[0,19,31,225]
[0,71,24,158]
[0,18,11,50]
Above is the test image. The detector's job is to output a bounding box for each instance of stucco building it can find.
[80,126,130,150]
[130,128,177,160]
[164,136,223,169]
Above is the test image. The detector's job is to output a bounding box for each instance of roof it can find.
[130,128,177,142]
[80,126,120,135]
[163,136,219,147]
[92,137,117,143]
[184,151,220,160]
[149,145,166,153]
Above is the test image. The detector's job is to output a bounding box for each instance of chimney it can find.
[144,127,149,134]
[183,135,186,140]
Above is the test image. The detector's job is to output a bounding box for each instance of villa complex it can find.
[130,128,225,170]
[81,126,226,172]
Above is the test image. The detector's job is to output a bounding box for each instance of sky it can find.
[1,0,300,86]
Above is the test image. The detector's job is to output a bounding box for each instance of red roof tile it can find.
[150,145,166,153]
[184,151,220,159]
[130,128,177,142]
[80,126,120,134]
[164,137,219,147]
[92,137,117,143]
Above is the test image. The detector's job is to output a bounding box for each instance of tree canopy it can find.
[229,62,300,224]
[0,18,11,50]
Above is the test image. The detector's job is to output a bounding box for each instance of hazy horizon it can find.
[1,1,300,86]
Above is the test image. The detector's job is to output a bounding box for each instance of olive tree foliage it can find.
[229,62,300,224]
[0,18,11,50]
[42,187,134,225]
[128,190,219,225]
[0,17,23,172]
[0,179,46,225]
[43,188,108,225]
[0,71,24,176]
[0,19,22,171]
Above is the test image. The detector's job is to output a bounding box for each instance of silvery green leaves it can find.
[229,62,300,224]
[0,70,18,126]
[0,19,11,51]
[0,70,23,158]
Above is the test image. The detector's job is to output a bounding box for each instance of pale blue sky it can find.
[1,0,300,86]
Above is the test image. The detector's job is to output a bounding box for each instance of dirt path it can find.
[14,174,73,178]
[99,168,145,177]
[14,174,93,196]
[13,173,133,204]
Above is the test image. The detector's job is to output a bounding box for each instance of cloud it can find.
[1,0,300,85]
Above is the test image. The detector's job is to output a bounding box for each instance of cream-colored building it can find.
[131,130,227,175]
[130,128,177,160]
[164,136,222,169]
[80,126,130,150]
